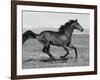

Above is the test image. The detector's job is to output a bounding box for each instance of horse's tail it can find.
[23,30,38,44]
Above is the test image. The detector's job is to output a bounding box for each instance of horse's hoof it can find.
[49,58,56,61]
[60,56,65,59]
[53,58,56,61]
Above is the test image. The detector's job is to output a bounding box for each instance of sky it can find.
[22,10,90,34]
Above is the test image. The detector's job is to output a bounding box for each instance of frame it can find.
[11,0,97,80]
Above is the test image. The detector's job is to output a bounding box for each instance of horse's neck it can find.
[65,26,74,38]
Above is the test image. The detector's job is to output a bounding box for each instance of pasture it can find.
[22,34,89,69]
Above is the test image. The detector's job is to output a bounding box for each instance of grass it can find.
[22,34,89,69]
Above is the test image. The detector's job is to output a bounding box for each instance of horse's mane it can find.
[58,20,75,33]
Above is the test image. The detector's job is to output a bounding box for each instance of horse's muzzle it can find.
[81,28,84,32]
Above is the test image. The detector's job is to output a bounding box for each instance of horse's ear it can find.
[75,19,78,22]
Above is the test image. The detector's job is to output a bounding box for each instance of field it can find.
[22,34,89,69]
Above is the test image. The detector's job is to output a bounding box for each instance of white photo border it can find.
[17,5,94,76]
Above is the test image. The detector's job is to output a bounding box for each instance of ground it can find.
[22,34,89,69]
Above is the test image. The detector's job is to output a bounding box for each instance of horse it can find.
[23,19,84,61]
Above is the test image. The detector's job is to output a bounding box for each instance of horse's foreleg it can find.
[60,46,69,59]
[68,44,78,59]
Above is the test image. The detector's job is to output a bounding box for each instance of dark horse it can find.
[23,19,84,61]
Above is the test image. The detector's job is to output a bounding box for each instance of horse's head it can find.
[59,19,84,33]
[71,19,84,32]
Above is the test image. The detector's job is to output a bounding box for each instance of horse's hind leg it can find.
[68,44,78,59]
[42,46,47,53]
[60,45,69,59]
[42,42,56,61]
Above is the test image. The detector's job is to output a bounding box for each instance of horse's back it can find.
[38,31,55,41]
